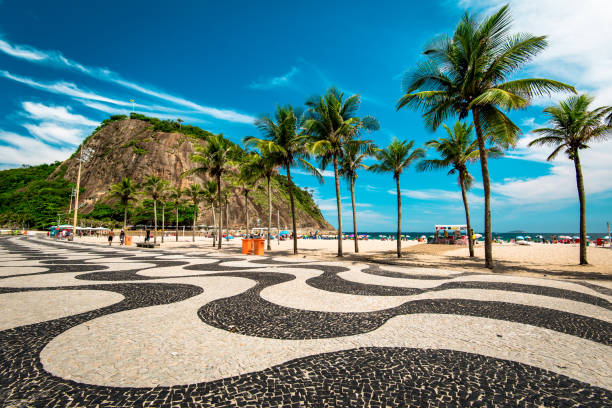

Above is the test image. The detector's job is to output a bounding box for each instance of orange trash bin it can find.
[253,238,265,255]
[242,239,253,254]
[124,236,132,246]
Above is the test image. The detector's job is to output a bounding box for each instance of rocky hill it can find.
[50,115,332,231]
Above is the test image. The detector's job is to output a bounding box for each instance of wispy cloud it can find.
[1,70,133,107]
[0,131,72,165]
[292,168,335,178]
[249,67,299,90]
[0,38,47,61]
[22,101,99,126]
[0,36,255,124]
[22,123,84,146]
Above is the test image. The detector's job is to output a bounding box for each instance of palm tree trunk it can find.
[245,191,249,235]
[286,165,298,254]
[395,175,402,258]
[472,108,493,269]
[267,175,272,251]
[460,171,474,257]
[574,151,588,265]
[212,203,216,247]
[123,201,128,231]
[161,203,165,244]
[217,174,222,249]
[153,199,157,245]
[225,201,229,241]
[192,203,196,242]
[333,155,343,257]
[350,177,359,253]
[175,206,179,242]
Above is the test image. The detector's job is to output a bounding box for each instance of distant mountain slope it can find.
[0,114,332,230]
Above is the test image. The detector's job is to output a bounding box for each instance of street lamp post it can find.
[130,99,135,113]
[72,147,93,239]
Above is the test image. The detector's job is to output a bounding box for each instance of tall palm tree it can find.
[109,177,138,231]
[369,138,424,258]
[167,186,184,242]
[185,183,204,242]
[186,133,239,249]
[339,138,377,253]
[245,105,320,254]
[418,121,502,257]
[305,87,378,257]
[396,5,575,268]
[142,175,169,245]
[528,95,612,265]
[202,180,218,247]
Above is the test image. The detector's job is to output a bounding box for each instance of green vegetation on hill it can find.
[0,162,72,228]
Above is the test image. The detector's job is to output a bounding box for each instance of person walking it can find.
[108,230,114,246]
[145,228,151,242]
[119,229,125,246]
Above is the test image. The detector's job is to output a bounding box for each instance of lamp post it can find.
[130,99,135,113]
[72,147,93,239]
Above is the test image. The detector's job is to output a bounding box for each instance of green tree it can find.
[339,138,377,253]
[528,95,612,265]
[396,5,575,268]
[369,138,424,258]
[109,177,138,231]
[167,186,184,242]
[305,87,377,257]
[142,175,169,244]
[245,105,320,254]
[418,121,502,257]
[185,183,204,242]
[186,133,239,249]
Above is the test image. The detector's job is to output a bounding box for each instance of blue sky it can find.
[0,0,610,232]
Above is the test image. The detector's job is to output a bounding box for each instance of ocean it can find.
[354,232,610,241]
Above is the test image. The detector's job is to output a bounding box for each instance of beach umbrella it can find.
[516,236,525,240]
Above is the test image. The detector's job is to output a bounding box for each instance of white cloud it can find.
[22,122,83,145]
[457,0,612,207]
[22,101,98,126]
[1,70,133,107]
[0,38,47,61]
[0,36,255,124]
[0,131,72,165]
[249,67,299,90]
[292,168,335,178]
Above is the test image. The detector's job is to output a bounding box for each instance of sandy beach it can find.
[57,233,612,280]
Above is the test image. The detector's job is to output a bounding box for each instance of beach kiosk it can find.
[434,224,468,244]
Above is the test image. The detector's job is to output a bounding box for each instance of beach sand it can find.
[62,233,612,281]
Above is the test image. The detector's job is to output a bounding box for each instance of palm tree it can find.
[142,176,169,244]
[396,5,575,268]
[186,133,239,249]
[167,186,184,242]
[245,105,320,254]
[185,183,204,242]
[109,177,138,231]
[339,138,377,253]
[369,138,424,258]
[418,121,502,257]
[305,87,378,257]
[177,118,183,128]
[528,95,612,265]
[202,180,218,247]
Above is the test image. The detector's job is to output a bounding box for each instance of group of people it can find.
[107,229,127,246]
